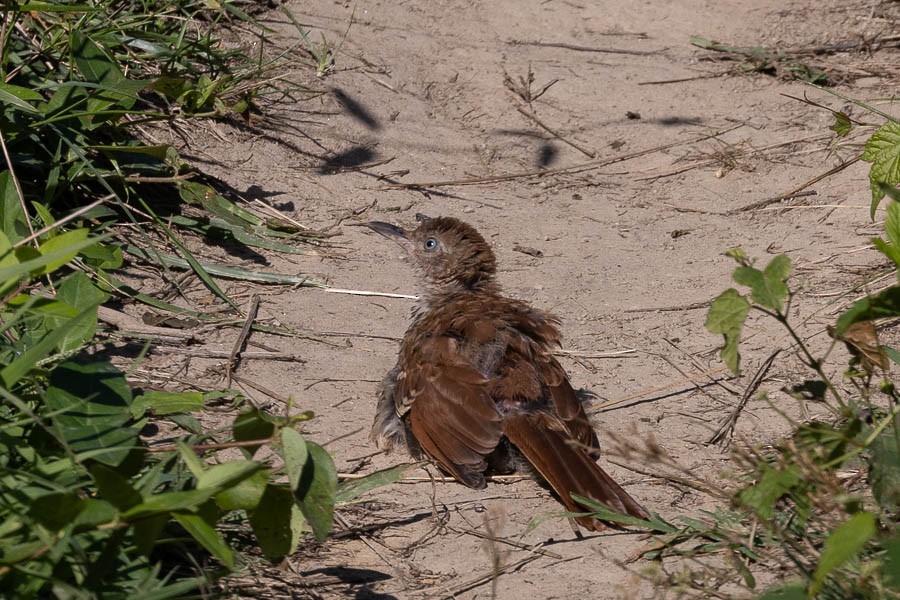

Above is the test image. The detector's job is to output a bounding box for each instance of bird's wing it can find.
[542,355,600,450]
[398,335,503,489]
[501,304,599,450]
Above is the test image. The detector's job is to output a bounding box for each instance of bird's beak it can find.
[365,221,414,252]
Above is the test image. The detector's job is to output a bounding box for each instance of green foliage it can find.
[811,512,877,597]
[706,289,750,373]
[706,254,791,374]
[830,112,852,137]
[0,4,397,596]
[697,195,900,598]
[863,121,900,218]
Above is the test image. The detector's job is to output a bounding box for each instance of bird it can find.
[365,214,649,530]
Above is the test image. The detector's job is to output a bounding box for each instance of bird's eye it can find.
[423,238,438,251]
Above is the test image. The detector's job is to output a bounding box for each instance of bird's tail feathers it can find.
[502,411,649,530]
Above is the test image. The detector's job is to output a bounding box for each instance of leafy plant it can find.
[698,227,900,596]
[0,2,397,596]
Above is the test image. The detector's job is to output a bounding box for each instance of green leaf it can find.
[248,484,307,559]
[232,408,276,458]
[0,82,42,114]
[71,498,118,530]
[706,288,750,374]
[36,228,90,273]
[79,242,123,269]
[862,121,900,218]
[294,442,337,542]
[885,536,900,590]
[176,440,206,479]
[0,308,99,388]
[197,460,265,491]
[869,427,900,512]
[733,254,791,312]
[569,493,677,532]
[829,111,852,137]
[179,181,263,227]
[133,514,169,557]
[47,271,108,352]
[216,468,269,511]
[885,193,900,250]
[173,512,234,570]
[281,427,308,493]
[132,390,205,417]
[124,245,325,287]
[737,463,801,519]
[335,463,416,504]
[43,359,137,467]
[122,489,219,519]
[872,238,900,268]
[756,581,806,600]
[28,491,86,531]
[0,171,30,242]
[89,463,142,510]
[811,512,876,596]
[835,286,900,337]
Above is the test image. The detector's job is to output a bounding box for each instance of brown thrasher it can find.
[366,215,649,530]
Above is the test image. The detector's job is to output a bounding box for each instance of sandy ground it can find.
[136,0,900,597]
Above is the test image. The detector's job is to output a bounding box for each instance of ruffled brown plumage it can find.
[366,215,649,530]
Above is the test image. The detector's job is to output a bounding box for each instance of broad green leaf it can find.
[835,286,900,337]
[122,489,219,519]
[36,228,90,273]
[132,390,205,417]
[216,468,269,511]
[0,233,108,298]
[48,271,108,352]
[28,491,86,531]
[281,427,308,493]
[197,460,265,491]
[173,512,234,570]
[0,171,30,242]
[43,359,136,466]
[232,408,277,458]
[706,288,750,374]
[869,427,900,512]
[79,242,123,269]
[295,441,337,542]
[0,308,98,388]
[862,121,900,218]
[71,498,118,530]
[811,511,876,596]
[248,484,307,559]
[829,112,852,137]
[733,254,791,312]
[335,463,416,504]
[89,463,142,510]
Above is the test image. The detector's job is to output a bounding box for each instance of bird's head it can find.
[365,215,497,292]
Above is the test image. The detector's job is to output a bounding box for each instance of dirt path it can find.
[168,1,898,597]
